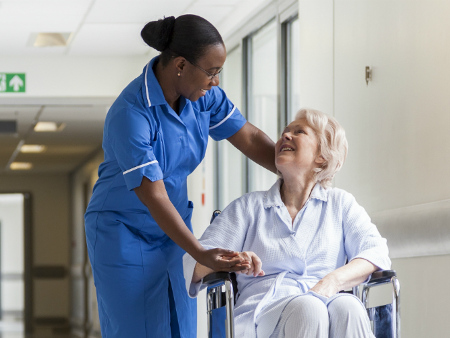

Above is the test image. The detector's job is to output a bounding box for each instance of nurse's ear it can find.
[173,57,186,75]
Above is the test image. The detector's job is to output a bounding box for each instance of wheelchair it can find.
[202,210,400,338]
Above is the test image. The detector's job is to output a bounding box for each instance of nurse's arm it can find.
[227,122,277,174]
[134,177,247,272]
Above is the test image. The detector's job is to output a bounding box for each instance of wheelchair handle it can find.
[203,271,232,286]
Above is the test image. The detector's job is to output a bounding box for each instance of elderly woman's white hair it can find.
[295,108,348,188]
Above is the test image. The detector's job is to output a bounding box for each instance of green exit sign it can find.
[0,73,26,93]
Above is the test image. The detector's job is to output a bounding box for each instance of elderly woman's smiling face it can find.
[275,118,325,178]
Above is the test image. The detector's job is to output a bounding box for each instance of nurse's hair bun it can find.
[141,16,176,51]
[142,14,224,67]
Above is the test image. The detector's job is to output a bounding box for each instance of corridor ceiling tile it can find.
[85,0,183,24]
[0,0,92,26]
[68,23,150,55]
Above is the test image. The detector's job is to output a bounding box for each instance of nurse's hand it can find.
[196,248,251,273]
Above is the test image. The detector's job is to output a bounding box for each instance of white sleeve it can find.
[182,252,205,298]
[342,191,391,271]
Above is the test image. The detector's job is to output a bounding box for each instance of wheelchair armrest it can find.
[368,269,397,284]
[203,271,232,286]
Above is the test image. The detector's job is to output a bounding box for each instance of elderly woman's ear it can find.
[315,155,326,165]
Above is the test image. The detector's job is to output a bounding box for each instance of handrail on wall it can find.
[372,199,450,259]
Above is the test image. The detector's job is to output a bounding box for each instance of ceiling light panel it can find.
[20,144,47,153]
[10,162,33,170]
[0,0,90,55]
[34,121,65,132]
[0,0,91,26]
[33,32,72,47]
[0,30,68,55]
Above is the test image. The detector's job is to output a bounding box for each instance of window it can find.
[217,46,245,209]
[214,1,299,207]
[246,19,279,192]
[285,16,300,123]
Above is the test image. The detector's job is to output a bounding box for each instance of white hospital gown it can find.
[183,179,391,338]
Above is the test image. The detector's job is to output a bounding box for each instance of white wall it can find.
[299,0,450,336]
[70,151,103,337]
[299,0,450,213]
[391,255,450,337]
[0,54,153,98]
[333,0,450,213]
[298,0,334,114]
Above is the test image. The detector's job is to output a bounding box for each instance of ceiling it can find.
[0,0,264,175]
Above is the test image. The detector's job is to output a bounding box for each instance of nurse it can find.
[84,14,276,338]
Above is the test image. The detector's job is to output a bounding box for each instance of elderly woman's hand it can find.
[309,258,379,298]
[234,251,265,277]
[309,274,341,298]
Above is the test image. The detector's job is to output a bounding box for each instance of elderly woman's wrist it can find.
[324,273,342,293]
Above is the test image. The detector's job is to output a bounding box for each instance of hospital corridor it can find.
[1,0,450,337]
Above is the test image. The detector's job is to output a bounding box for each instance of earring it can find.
[178,72,181,77]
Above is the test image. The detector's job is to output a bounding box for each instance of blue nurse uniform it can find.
[85,56,246,337]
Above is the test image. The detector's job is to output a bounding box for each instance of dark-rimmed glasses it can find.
[187,60,223,80]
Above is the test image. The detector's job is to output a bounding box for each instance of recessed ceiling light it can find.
[10,162,33,170]
[20,144,47,153]
[32,32,72,47]
[34,122,66,132]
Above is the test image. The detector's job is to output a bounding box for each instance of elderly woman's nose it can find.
[283,132,292,140]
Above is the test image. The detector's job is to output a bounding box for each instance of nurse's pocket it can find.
[151,130,166,173]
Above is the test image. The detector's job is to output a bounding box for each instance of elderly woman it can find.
[183,108,390,338]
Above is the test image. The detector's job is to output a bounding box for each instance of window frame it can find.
[214,0,299,208]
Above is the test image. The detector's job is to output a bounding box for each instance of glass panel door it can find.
[0,193,24,333]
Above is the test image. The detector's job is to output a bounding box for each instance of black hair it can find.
[141,14,224,66]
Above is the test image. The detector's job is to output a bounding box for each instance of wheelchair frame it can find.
[203,269,400,338]
[202,210,400,338]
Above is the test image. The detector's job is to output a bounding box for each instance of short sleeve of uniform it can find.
[205,86,247,141]
[106,107,163,190]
